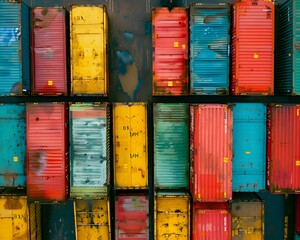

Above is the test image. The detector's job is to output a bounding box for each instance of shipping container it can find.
[0,196,30,239]
[0,103,26,188]
[70,4,108,96]
[296,195,300,235]
[113,103,148,189]
[26,102,68,202]
[69,103,109,198]
[155,191,190,240]
[0,1,30,95]
[192,202,231,240]
[296,233,300,240]
[231,193,264,240]
[231,0,274,95]
[153,103,189,189]
[233,103,267,192]
[267,104,300,193]
[74,199,110,240]
[275,0,300,95]
[152,7,188,96]
[190,104,233,201]
[189,3,230,95]
[29,203,42,240]
[115,194,149,240]
[31,7,68,96]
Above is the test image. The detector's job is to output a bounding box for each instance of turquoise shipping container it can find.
[0,1,30,95]
[233,103,267,192]
[189,3,230,95]
[153,103,189,189]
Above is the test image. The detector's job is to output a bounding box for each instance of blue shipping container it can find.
[0,1,30,95]
[233,103,267,192]
[0,103,26,187]
[189,3,230,95]
[276,0,300,95]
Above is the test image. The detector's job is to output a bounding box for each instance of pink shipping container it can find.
[193,202,231,240]
[231,0,274,95]
[152,7,188,96]
[26,102,68,202]
[31,7,68,95]
[296,195,300,235]
[267,104,300,193]
[190,104,233,201]
[115,194,148,240]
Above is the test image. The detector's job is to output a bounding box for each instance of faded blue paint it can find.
[0,104,26,187]
[154,103,189,189]
[123,31,134,41]
[296,233,300,240]
[233,103,267,192]
[189,3,230,95]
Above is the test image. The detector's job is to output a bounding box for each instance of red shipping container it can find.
[267,104,300,193]
[296,195,300,235]
[190,104,233,201]
[152,7,188,96]
[31,7,68,95]
[26,103,68,202]
[192,202,231,240]
[231,0,274,95]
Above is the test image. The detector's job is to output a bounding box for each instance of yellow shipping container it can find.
[70,5,108,95]
[74,199,110,240]
[113,103,148,189]
[155,193,190,240]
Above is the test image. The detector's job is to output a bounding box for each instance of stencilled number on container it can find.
[130,132,139,137]
[123,126,129,130]
[76,16,85,21]
[130,153,139,158]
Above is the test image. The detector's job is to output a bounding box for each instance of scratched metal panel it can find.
[69,103,109,198]
[0,103,26,188]
[153,103,189,189]
[113,103,148,189]
[29,203,42,240]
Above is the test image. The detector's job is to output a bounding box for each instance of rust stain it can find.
[4,199,22,210]
[3,172,17,186]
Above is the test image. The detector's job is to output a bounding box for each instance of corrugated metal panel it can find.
[296,194,300,234]
[26,102,68,202]
[233,103,266,192]
[189,3,230,95]
[153,103,189,189]
[31,7,67,95]
[113,103,148,189]
[192,202,231,240]
[70,5,108,96]
[74,199,110,240]
[155,192,190,240]
[69,103,109,198]
[267,104,300,193]
[0,196,29,239]
[0,103,26,188]
[231,0,274,95]
[115,195,148,240]
[190,104,233,201]
[152,7,188,96]
[0,1,30,95]
[29,203,42,240]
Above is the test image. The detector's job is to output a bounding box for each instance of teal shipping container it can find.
[276,0,300,95]
[0,103,26,188]
[189,3,230,95]
[69,103,109,198]
[0,1,30,95]
[233,103,267,192]
[153,103,189,189]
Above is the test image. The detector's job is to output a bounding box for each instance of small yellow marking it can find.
[13,156,18,162]
[174,42,179,47]
[48,80,53,86]
[254,53,259,59]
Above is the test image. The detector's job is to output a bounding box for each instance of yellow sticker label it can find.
[246,151,251,155]
[182,44,186,49]
[48,80,53,86]
[224,192,227,198]
[174,42,179,47]
[296,160,300,166]
[224,157,228,162]
[297,109,299,116]
[168,81,173,87]
[254,53,259,59]
[13,156,18,162]
[198,193,201,199]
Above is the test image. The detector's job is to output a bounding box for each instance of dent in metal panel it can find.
[113,103,148,189]
[154,103,189,189]
[0,104,26,187]
[190,3,230,95]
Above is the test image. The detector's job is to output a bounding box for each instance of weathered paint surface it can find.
[31,7,67,95]
[70,5,108,95]
[69,103,109,198]
[113,103,148,189]
[155,192,190,240]
[190,104,233,201]
[0,104,26,187]
[152,7,188,96]
[29,203,42,240]
[0,196,29,239]
[115,195,148,240]
[154,103,189,189]
[75,199,110,240]
[233,103,266,192]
